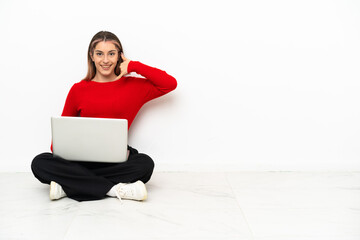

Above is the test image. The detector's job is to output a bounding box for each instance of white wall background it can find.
[0,0,359,172]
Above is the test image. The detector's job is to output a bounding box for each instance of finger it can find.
[118,71,126,79]
[114,71,125,81]
[114,75,121,81]
[118,72,125,79]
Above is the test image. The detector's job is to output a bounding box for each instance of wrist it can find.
[127,60,135,73]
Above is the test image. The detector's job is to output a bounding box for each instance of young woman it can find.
[31,31,177,202]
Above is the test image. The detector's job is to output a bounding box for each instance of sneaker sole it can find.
[49,181,60,200]
[136,181,148,201]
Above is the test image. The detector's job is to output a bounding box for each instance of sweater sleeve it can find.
[61,83,80,117]
[127,61,177,101]
[51,83,80,151]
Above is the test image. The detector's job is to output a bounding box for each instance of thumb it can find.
[121,52,127,62]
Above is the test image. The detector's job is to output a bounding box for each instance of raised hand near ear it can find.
[115,53,130,81]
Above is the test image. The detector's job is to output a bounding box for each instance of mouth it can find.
[100,65,112,71]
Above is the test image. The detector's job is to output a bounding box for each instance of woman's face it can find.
[91,41,119,78]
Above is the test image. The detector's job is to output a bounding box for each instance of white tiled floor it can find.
[0,172,359,240]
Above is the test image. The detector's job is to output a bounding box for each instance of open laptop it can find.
[51,116,128,163]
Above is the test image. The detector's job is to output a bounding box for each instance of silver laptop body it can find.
[51,116,128,163]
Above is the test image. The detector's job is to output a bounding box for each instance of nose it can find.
[103,55,109,63]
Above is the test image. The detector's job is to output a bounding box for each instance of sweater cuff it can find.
[127,60,139,73]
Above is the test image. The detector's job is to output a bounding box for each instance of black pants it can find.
[31,146,154,201]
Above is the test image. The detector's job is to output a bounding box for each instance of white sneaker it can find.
[50,181,67,200]
[114,181,147,201]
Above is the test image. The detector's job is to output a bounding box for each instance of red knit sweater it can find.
[61,61,177,128]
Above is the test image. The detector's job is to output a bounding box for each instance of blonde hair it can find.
[83,31,123,81]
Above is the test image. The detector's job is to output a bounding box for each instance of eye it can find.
[109,52,115,56]
[96,52,103,56]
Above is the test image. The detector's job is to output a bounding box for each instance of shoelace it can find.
[115,184,134,203]
[114,189,123,203]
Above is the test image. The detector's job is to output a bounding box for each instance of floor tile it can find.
[0,172,251,240]
[232,187,360,209]
[143,172,240,209]
[64,204,252,240]
[253,236,360,240]
[1,171,360,240]
[0,173,77,239]
[242,207,360,239]
[226,172,360,189]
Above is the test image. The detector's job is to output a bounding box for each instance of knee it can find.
[31,153,54,184]
[139,154,155,173]
[31,152,52,173]
[137,154,154,183]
